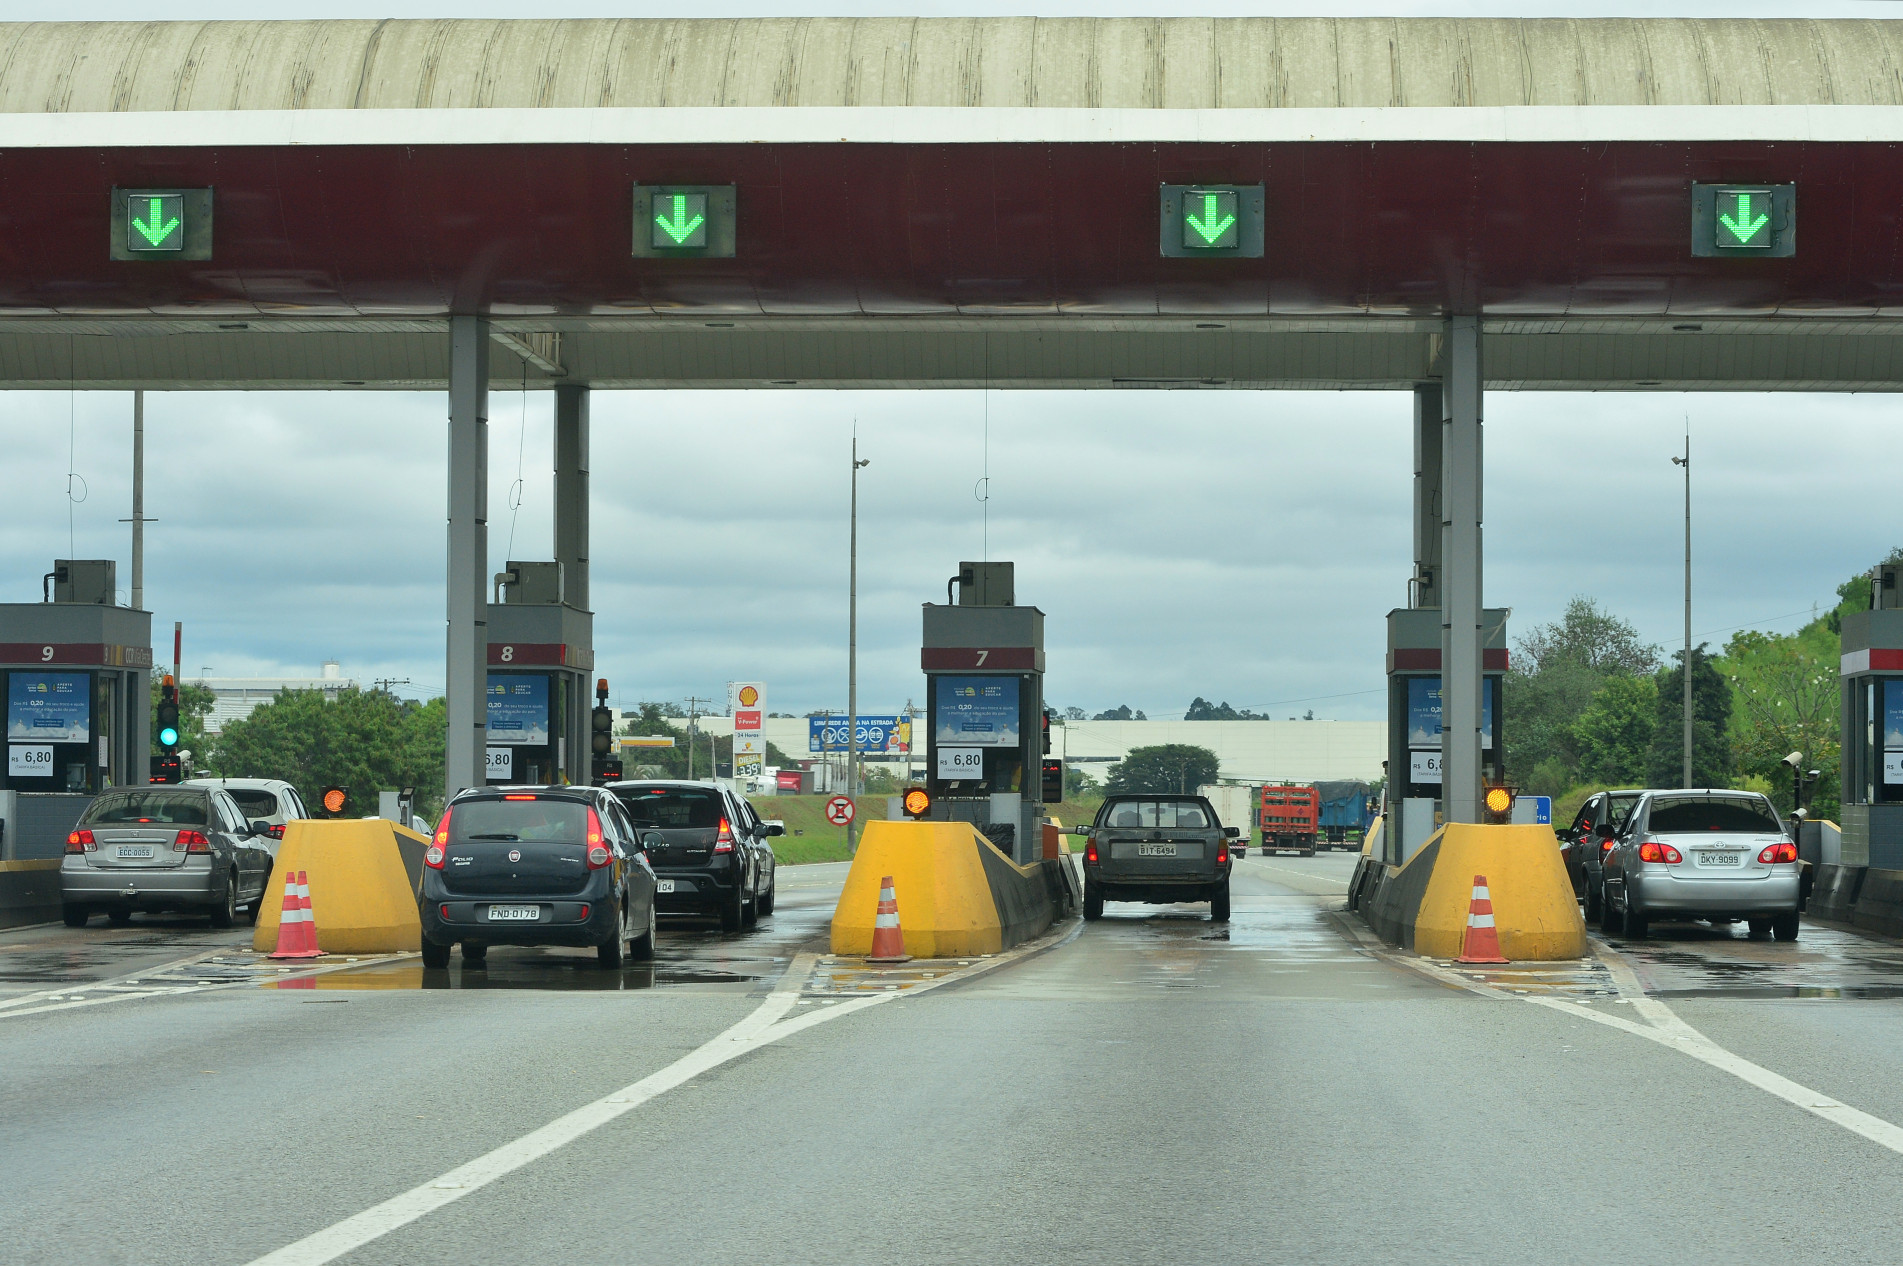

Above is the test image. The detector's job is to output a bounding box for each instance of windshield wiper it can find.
[464,833,521,841]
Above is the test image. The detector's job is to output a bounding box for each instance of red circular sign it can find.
[825,795,855,826]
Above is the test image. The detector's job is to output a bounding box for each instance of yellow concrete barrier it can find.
[830,821,1005,957]
[1409,823,1586,961]
[252,819,425,955]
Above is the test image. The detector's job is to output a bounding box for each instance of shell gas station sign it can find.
[730,681,765,775]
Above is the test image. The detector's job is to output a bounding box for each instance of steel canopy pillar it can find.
[446,316,491,799]
[553,384,590,613]
[1412,384,1442,609]
[1440,317,1484,824]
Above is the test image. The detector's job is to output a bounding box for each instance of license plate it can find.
[487,905,540,921]
[1698,852,1743,867]
[655,880,676,894]
[1137,843,1178,857]
[116,845,154,858]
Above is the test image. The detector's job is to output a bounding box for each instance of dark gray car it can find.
[1559,789,1643,922]
[60,786,275,927]
[1082,794,1237,923]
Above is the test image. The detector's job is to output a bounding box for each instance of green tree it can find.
[1724,626,1840,820]
[1504,597,1660,795]
[212,687,448,819]
[1572,673,1657,787]
[1646,646,1733,789]
[1106,744,1220,795]
[1093,705,1147,721]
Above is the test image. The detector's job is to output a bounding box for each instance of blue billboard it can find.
[935,677,1020,747]
[1405,677,1495,749]
[809,715,903,753]
[7,672,90,743]
[486,675,550,746]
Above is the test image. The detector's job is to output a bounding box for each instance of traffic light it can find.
[321,786,348,817]
[591,678,615,783]
[1042,759,1064,805]
[902,787,932,819]
[156,676,180,752]
[1482,785,1516,825]
[151,754,181,785]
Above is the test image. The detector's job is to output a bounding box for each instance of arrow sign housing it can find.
[1157,184,1265,259]
[631,185,737,259]
[1691,183,1794,258]
[111,188,213,261]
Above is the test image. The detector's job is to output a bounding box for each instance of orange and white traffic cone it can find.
[268,869,324,959]
[867,875,911,963]
[1456,873,1509,964]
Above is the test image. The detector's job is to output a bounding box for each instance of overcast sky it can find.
[3,1,1897,721]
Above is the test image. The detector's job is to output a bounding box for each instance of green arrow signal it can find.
[1185,192,1237,246]
[654,193,705,245]
[131,196,181,247]
[1718,192,1770,245]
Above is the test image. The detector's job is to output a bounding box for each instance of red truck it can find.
[1259,784,1320,856]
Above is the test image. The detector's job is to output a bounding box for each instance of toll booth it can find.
[1384,606,1508,864]
[1839,564,1903,868]
[486,561,593,786]
[921,562,1046,865]
[0,561,152,859]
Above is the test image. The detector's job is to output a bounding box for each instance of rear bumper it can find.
[419,873,619,947]
[1628,868,1801,917]
[1088,868,1228,904]
[651,866,739,914]
[59,856,222,908]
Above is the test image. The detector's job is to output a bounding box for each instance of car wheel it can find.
[1084,881,1104,922]
[1747,918,1772,940]
[62,904,91,928]
[421,939,452,969]
[1624,903,1649,940]
[107,908,133,925]
[209,873,238,928]
[719,882,744,933]
[1584,883,1603,924]
[1599,892,1624,935]
[461,943,488,966]
[630,900,656,962]
[757,874,775,916]
[1301,848,1315,858]
[1211,882,1232,923]
[598,909,626,969]
[1772,911,1801,941]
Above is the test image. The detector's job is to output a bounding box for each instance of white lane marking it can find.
[1253,862,1352,891]
[1372,926,1903,1159]
[243,921,1076,1266]
[0,948,224,1013]
[0,953,418,1021]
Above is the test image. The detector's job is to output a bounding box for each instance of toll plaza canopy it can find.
[8,17,1903,390]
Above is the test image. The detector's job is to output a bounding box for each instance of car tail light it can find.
[1600,838,1616,853]
[713,817,735,854]
[1217,842,1230,865]
[1759,842,1799,864]
[1085,840,1099,865]
[504,794,536,801]
[439,904,450,919]
[176,830,211,853]
[579,904,591,920]
[266,824,285,840]
[1638,841,1682,864]
[586,808,611,868]
[426,809,451,868]
[65,829,96,854]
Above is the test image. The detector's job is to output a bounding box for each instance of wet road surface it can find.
[12,852,1903,1262]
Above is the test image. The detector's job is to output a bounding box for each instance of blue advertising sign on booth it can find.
[487,675,550,746]
[7,672,90,742]
[935,677,1020,747]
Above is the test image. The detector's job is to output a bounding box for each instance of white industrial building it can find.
[196,661,360,735]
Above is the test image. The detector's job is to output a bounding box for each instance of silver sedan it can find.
[1601,789,1800,941]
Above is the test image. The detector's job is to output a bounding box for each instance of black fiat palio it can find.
[418,785,657,970]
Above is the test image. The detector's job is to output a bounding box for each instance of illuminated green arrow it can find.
[1185,192,1237,246]
[131,197,180,247]
[1719,192,1769,245]
[654,193,705,245]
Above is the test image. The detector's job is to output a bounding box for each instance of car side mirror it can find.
[249,820,271,836]
[641,831,665,851]
[1223,826,1241,838]
[764,823,785,837]
[1596,824,1616,841]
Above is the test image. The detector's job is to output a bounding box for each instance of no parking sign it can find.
[825,796,855,826]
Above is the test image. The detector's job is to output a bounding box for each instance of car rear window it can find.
[1097,799,1211,830]
[616,788,724,829]
[82,790,209,825]
[226,789,281,818]
[1647,797,1782,834]
[451,798,589,842]
[1607,795,1641,829]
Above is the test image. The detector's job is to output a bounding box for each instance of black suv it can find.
[419,785,657,969]
[1560,789,1644,922]
[1082,794,1238,923]
[608,781,781,932]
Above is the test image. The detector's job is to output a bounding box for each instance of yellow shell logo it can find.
[738,686,759,708]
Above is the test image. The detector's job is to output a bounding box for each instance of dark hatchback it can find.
[419,786,656,969]
[1082,794,1237,923]
[608,781,781,932]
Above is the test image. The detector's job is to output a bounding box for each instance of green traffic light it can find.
[1183,190,1239,249]
[158,726,180,746]
[1715,190,1772,248]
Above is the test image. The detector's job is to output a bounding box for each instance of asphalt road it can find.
[9,851,1903,1264]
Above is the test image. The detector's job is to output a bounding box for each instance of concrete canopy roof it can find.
[6,18,1903,113]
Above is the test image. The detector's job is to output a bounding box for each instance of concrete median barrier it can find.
[1359,822,1586,961]
[253,820,427,955]
[830,821,1070,958]
[0,860,61,928]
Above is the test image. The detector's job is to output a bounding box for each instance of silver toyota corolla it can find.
[1601,789,1800,941]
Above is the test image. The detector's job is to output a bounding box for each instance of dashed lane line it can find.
[241,919,1079,1266]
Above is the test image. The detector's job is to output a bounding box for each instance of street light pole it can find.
[1672,436,1692,787]
[847,433,870,852]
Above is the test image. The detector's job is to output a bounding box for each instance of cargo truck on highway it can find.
[1259,784,1320,856]
[1197,784,1259,857]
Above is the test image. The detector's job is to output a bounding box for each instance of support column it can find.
[446,316,490,799]
[1440,316,1484,824]
[1411,384,1441,609]
[553,384,590,612]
